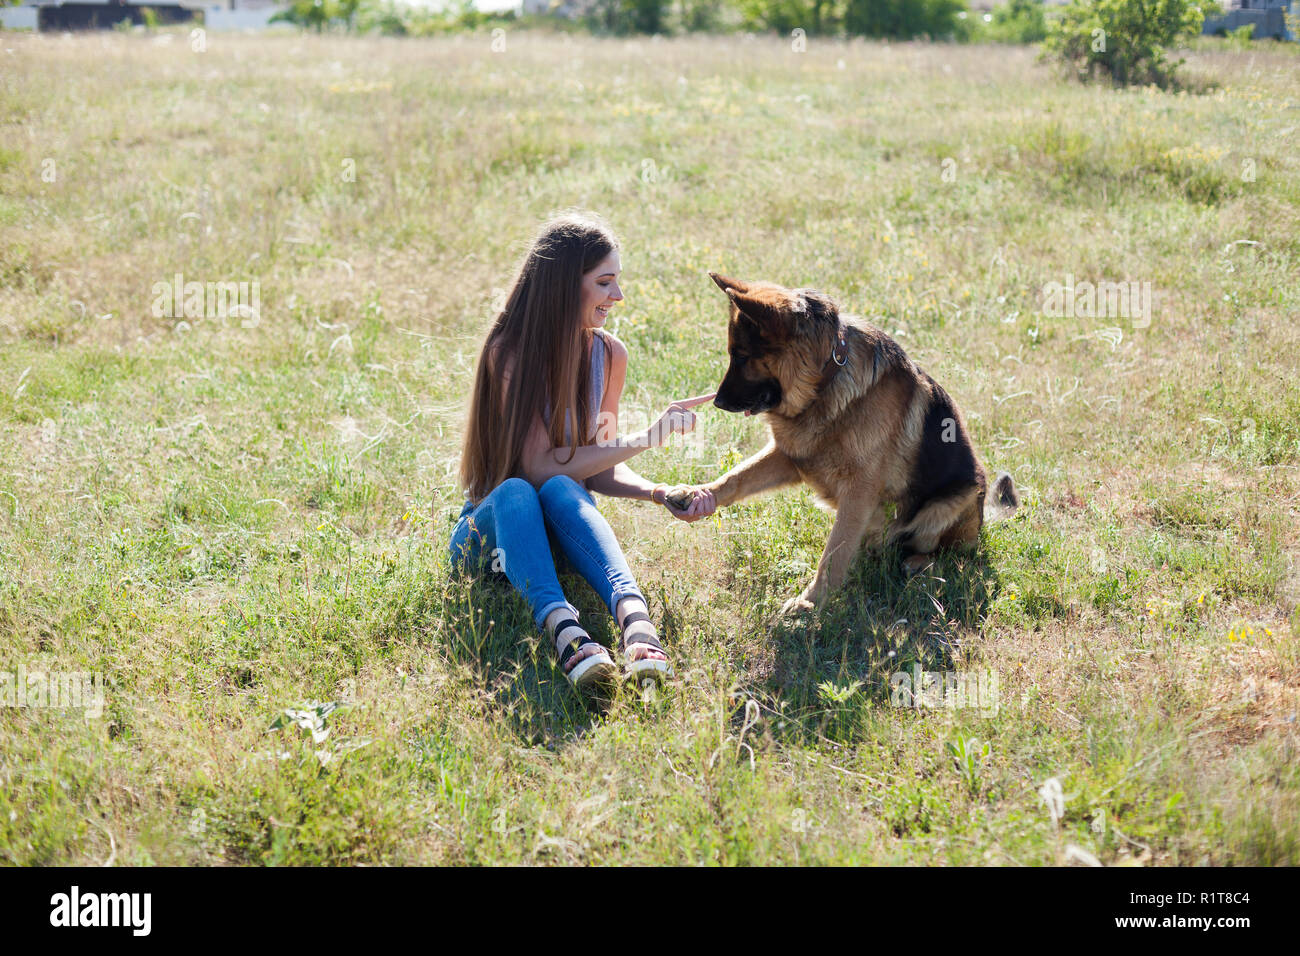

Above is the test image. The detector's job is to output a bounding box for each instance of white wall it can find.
[202,5,283,29]
[0,7,40,30]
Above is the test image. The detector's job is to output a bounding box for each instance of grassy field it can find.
[1,28,1298,866]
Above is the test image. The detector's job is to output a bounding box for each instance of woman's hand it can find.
[660,485,717,523]
[643,393,716,447]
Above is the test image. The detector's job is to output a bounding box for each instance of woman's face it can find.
[578,250,623,330]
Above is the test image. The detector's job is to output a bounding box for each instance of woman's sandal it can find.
[618,610,672,684]
[552,618,617,693]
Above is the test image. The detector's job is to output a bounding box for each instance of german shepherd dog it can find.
[698,272,1019,618]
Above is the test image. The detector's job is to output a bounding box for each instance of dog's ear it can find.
[709,272,750,295]
[725,287,791,334]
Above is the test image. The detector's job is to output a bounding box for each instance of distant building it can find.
[520,0,589,17]
[0,0,286,31]
[1203,0,1296,39]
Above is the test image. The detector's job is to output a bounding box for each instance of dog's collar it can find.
[816,325,849,392]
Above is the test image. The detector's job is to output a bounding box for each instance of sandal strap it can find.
[553,620,604,669]
[622,633,664,656]
[625,635,663,656]
[553,618,585,642]
[619,610,663,653]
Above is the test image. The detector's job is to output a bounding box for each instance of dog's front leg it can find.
[780,495,883,618]
[705,439,801,508]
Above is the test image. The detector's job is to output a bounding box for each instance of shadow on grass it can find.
[438,559,629,747]
[434,532,1049,751]
[743,543,1045,745]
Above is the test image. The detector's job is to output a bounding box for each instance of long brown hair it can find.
[459,213,619,504]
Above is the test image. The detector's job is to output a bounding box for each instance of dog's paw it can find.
[902,554,935,578]
[778,594,816,619]
[663,487,694,512]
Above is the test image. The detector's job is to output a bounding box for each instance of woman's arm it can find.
[582,335,714,523]
[583,334,660,501]
[522,426,662,487]
[587,461,660,501]
[583,334,659,500]
[510,335,696,487]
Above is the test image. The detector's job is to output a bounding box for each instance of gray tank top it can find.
[544,331,607,445]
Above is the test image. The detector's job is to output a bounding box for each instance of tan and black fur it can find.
[700,272,1018,617]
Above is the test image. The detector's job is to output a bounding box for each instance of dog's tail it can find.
[983,471,1020,523]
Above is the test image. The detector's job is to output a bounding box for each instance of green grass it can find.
[0,30,1297,865]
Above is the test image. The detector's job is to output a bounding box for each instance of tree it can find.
[988,0,1047,44]
[1043,0,1219,87]
[586,0,671,34]
[844,0,965,40]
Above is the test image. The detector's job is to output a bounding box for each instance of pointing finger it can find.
[672,392,717,410]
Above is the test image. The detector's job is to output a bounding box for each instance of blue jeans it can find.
[448,475,646,631]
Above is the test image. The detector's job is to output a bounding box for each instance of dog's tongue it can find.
[744,410,752,416]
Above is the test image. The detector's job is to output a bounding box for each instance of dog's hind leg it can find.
[888,486,981,576]
[938,494,984,550]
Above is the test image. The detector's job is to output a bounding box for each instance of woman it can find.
[451,212,717,694]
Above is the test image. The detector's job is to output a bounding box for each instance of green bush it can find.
[585,0,673,34]
[356,1,408,35]
[1225,23,1254,51]
[735,0,845,34]
[270,0,333,31]
[679,0,731,31]
[986,0,1047,44]
[343,0,515,36]
[1043,0,1217,87]
[844,0,965,39]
